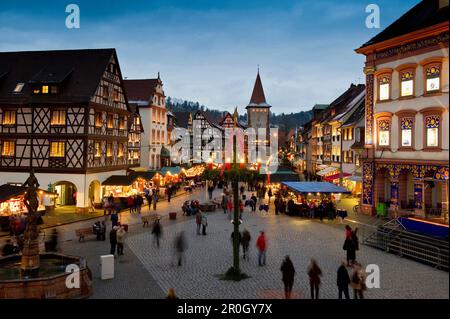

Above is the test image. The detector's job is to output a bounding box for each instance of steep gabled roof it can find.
[172,111,192,128]
[123,79,160,103]
[247,72,271,108]
[0,48,118,104]
[342,99,365,128]
[358,0,449,50]
[320,84,365,124]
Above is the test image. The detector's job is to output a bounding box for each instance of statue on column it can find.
[21,169,42,275]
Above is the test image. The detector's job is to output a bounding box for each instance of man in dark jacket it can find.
[110,226,118,256]
[280,255,296,299]
[337,261,351,299]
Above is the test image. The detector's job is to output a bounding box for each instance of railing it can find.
[361,219,449,270]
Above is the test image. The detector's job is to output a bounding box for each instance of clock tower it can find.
[246,71,271,152]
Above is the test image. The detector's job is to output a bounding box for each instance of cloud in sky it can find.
[0,0,418,113]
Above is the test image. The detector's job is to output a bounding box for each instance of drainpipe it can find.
[338,124,343,187]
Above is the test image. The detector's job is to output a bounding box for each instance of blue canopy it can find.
[281,182,351,194]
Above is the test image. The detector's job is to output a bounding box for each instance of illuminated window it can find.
[400,118,413,147]
[426,65,441,93]
[376,71,392,101]
[118,143,124,157]
[118,116,125,130]
[95,112,103,128]
[94,142,101,158]
[400,71,414,97]
[51,110,66,126]
[2,110,16,125]
[106,143,113,157]
[107,114,114,129]
[425,115,440,147]
[1,141,15,157]
[113,89,120,102]
[51,86,59,94]
[135,117,140,126]
[102,85,109,99]
[378,119,390,146]
[50,141,65,158]
[42,85,49,94]
[13,83,24,93]
[33,88,40,94]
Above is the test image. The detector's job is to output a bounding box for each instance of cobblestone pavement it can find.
[127,207,449,299]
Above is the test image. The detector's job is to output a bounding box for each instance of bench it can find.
[75,227,95,242]
[142,213,159,227]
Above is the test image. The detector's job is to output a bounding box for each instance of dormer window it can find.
[33,88,40,94]
[51,86,59,94]
[42,85,49,94]
[13,83,24,93]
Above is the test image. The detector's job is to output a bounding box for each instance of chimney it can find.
[439,0,449,9]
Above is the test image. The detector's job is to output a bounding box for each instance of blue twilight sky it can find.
[0,0,419,113]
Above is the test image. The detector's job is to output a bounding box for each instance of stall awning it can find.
[269,171,301,183]
[160,166,182,176]
[317,166,338,176]
[102,175,135,186]
[0,184,54,203]
[324,173,351,182]
[345,175,363,183]
[281,182,351,194]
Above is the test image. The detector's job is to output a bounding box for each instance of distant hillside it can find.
[166,96,312,132]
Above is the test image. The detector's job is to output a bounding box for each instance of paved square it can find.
[127,209,449,299]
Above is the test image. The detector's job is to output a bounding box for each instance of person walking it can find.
[250,193,257,212]
[280,255,296,299]
[307,259,322,299]
[351,263,366,299]
[147,190,153,210]
[227,196,233,220]
[201,211,208,235]
[267,188,273,204]
[337,261,351,299]
[152,218,162,248]
[221,194,228,214]
[127,195,135,214]
[195,210,202,235]
[256,231,267,266]
[136,194,143,215]
[173,231,187,266]
[116,225,126,256]
[109,226,118,256]
[274,196,280,215]
[167,186,173,203]
[152,189,158,210]
[343,225,356,266]
[241,229,251,260]
[207,181,214,200]
[111,212,119,228]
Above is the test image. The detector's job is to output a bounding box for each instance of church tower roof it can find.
[246,71,271,109]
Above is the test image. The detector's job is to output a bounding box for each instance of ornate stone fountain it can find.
[0,171,92,299]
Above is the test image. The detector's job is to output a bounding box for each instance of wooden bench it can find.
[142,213,159,227]
[75,228,94,242]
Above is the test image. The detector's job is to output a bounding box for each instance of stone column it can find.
[414,181,425,218]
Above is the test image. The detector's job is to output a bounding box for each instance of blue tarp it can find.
[399,217,449,238]
[281,182,351,194]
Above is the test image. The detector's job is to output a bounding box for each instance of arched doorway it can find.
[398,169,414,210]
[374,167,390,205]
[53,181,77,206]
[88,180,101,205]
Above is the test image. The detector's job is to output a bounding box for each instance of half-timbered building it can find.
[0,48,142,211]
